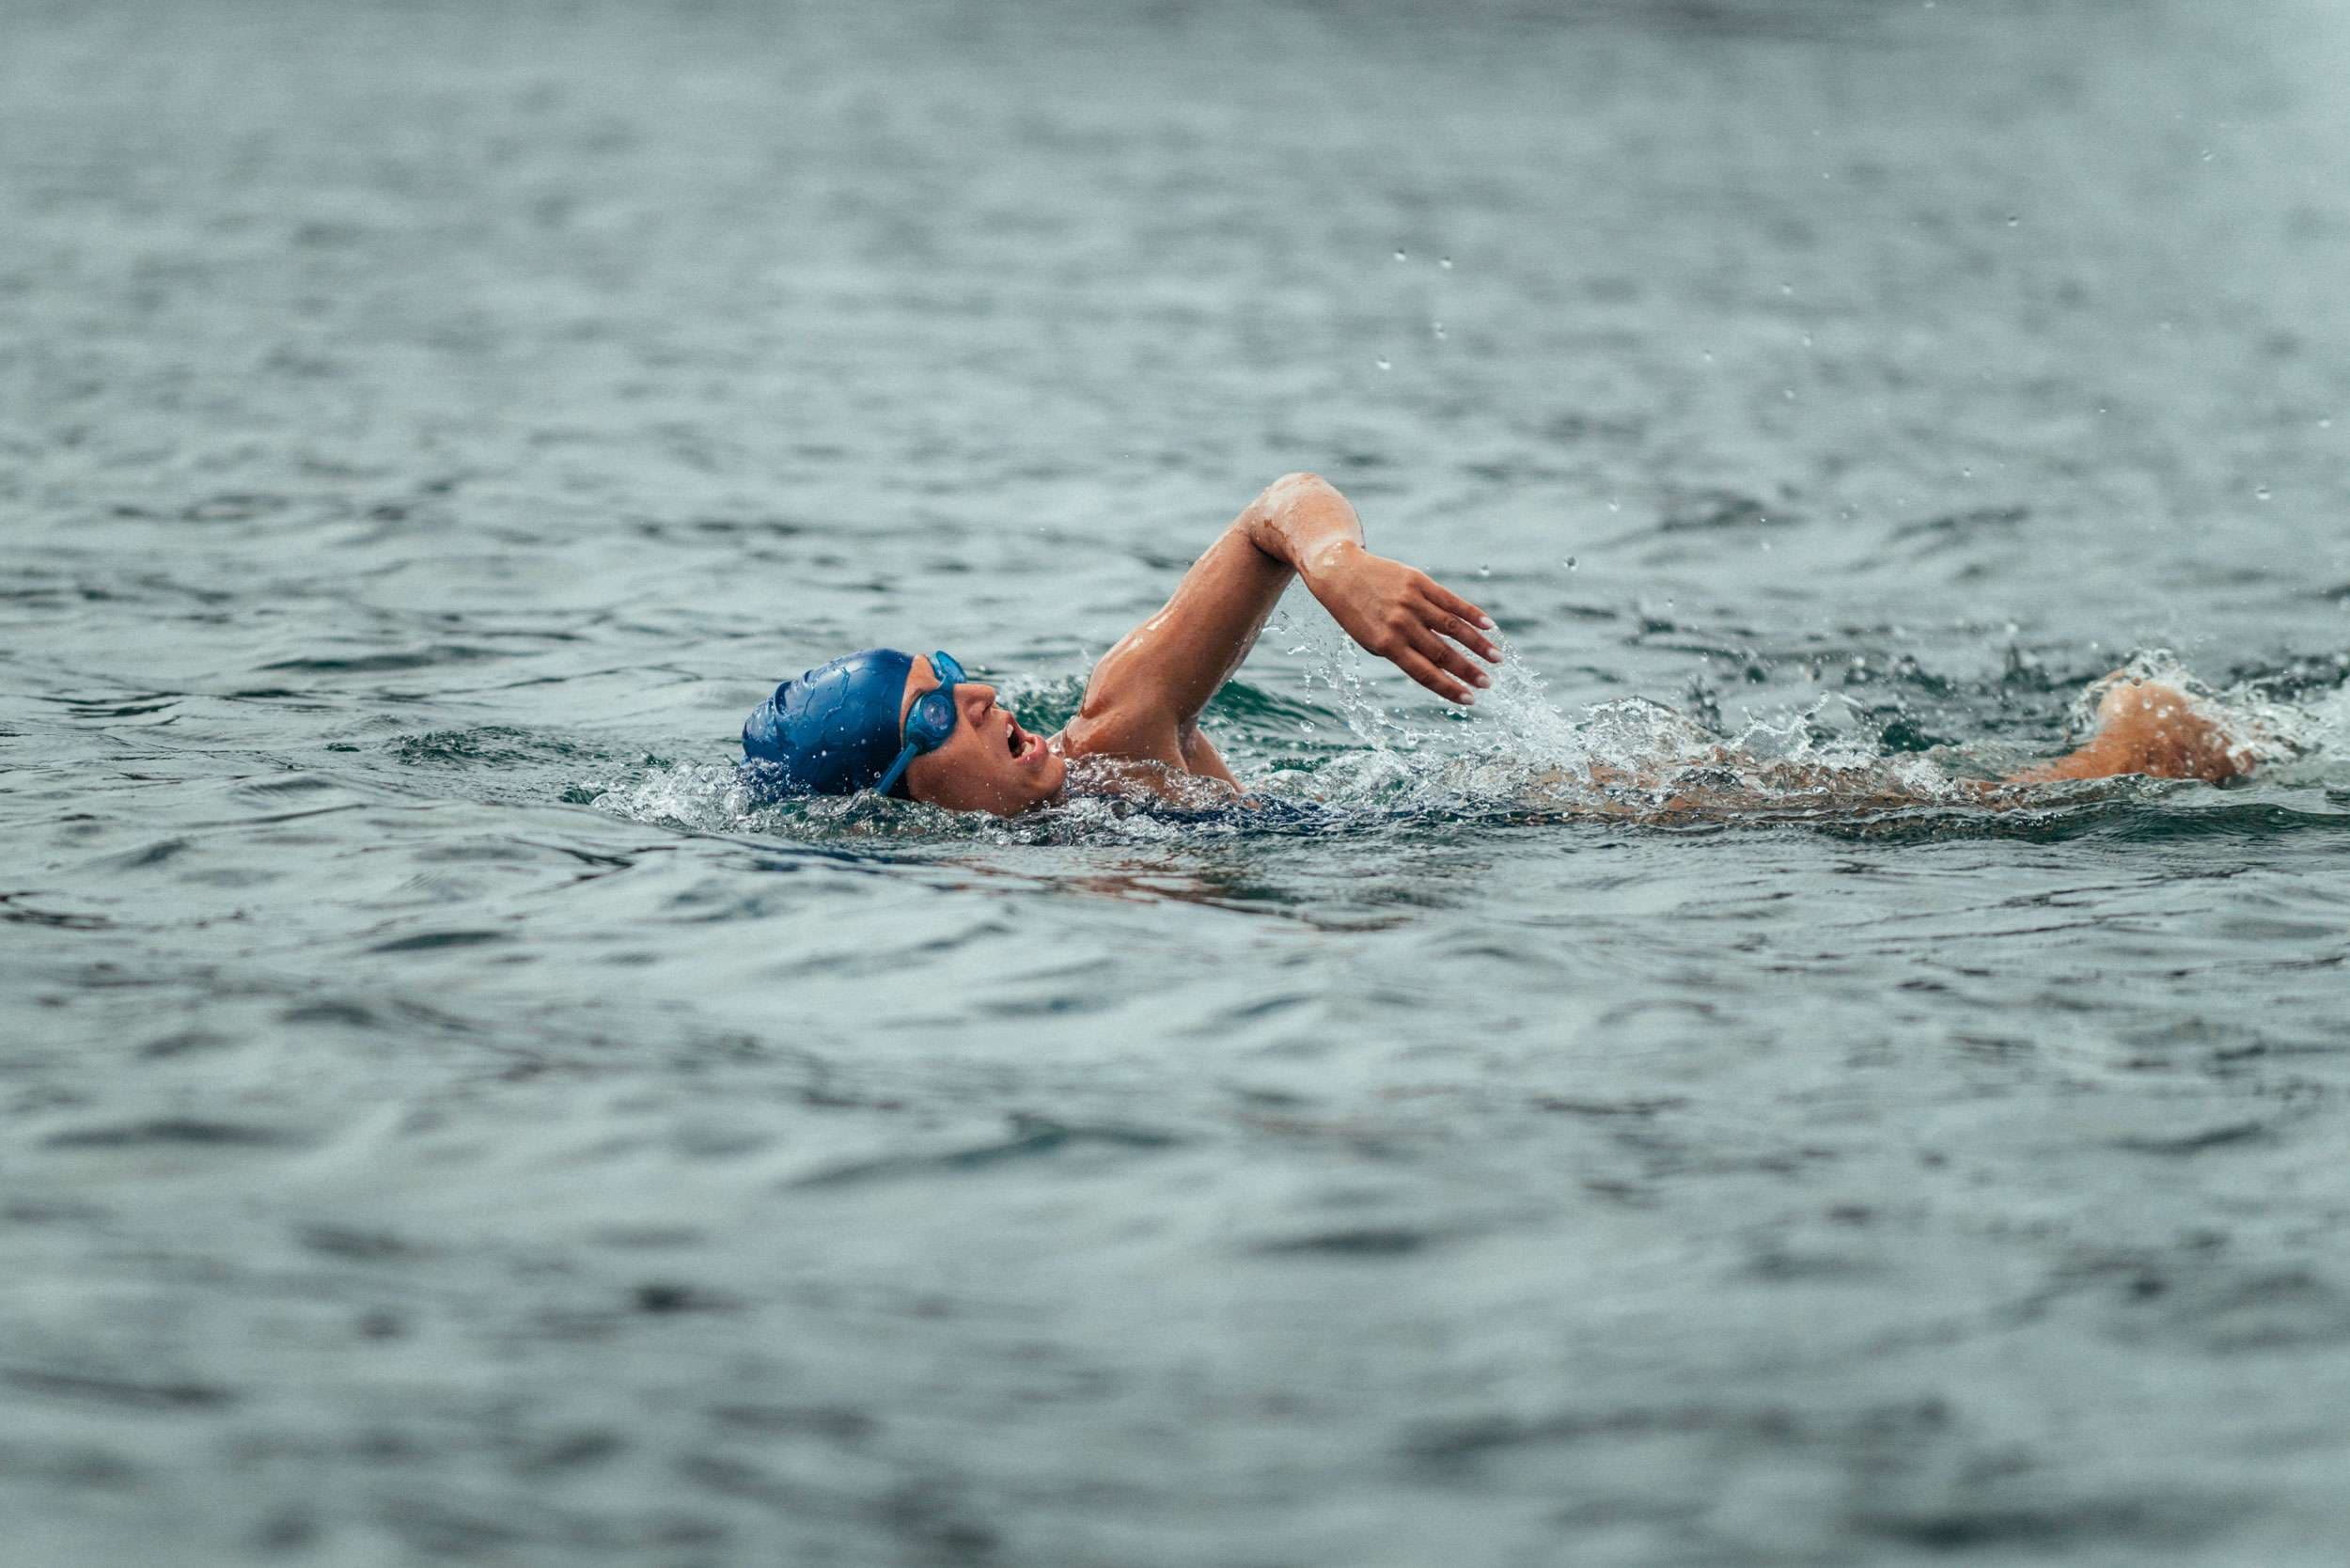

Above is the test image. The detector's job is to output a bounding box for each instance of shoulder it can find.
[1048,727,1239,806]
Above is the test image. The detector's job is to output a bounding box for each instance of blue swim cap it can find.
[741,648,916,797]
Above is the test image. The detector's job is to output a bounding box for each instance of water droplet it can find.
[1374,357,1390,371]
[1782,387,1796,400]
[1802,333,1814,347]
[2201,149,2214,162]
[1961,466,1973,478]
[1701,349,1714,363]
[1438,256,1453,270]
[1393,249,1407,261]
[1563,557,1577,571]
[2255,484,2272,501]
[2005,213,2019,227]
[1478,564,1492,577]
[1778,282,1794,296]
[2321,417,2334,430]
[1607,499,1622,513]
[1430,319,1446,339]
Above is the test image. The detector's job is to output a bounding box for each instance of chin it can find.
[989,760,1064,817]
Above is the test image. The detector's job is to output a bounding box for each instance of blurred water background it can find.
[7,0,2350,1562]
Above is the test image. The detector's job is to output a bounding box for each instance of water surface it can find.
[7,1,2350,1562]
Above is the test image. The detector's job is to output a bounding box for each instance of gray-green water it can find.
[7,1,2350,1563]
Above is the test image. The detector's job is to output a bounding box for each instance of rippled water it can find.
[8,0,2350,1562]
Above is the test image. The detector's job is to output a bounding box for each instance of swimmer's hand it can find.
[1300,541,1500,704]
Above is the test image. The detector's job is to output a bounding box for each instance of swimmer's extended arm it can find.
[1071,474,1499,768]
[1248,473,1501,704]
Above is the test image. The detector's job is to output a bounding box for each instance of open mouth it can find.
[1003,715,1045,765]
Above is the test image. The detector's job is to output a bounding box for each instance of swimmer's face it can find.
[899,655,1066,816]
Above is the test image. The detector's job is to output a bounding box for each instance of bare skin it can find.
[892,474,2256,817]
[2009,678,2255,786]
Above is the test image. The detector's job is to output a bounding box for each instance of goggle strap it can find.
[871,741,919,799]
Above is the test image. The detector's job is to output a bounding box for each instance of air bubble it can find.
[1479,565,1492,578]
[1430,320,1446,339]
[1393,249,1407,261]
[2255,484,2272,501]
[1563,557,1577,571]
[1375,357,1390,371]
[1438,256,1453,269]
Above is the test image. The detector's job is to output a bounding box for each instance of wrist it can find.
[1298,536,1366,585]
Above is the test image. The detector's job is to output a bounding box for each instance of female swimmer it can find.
[741,474,2252,817]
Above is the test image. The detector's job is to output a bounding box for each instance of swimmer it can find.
[741,473,2256,817]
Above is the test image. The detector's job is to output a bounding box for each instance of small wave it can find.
[260,645,506,674]
[388,726,551,767]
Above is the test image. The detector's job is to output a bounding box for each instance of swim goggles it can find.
[873,651,967,798]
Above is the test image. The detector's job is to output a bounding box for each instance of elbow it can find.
[1254,471,1334,516]
[1237,471,1346,553]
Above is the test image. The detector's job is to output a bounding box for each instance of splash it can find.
[1261,618,1967,819]
[591,756,1246,848]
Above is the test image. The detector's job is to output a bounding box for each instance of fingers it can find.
[1394,646,1478,705]
[1423,603,1501,664]
[1419,580,1497,645]
[1406,621,1491,694]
